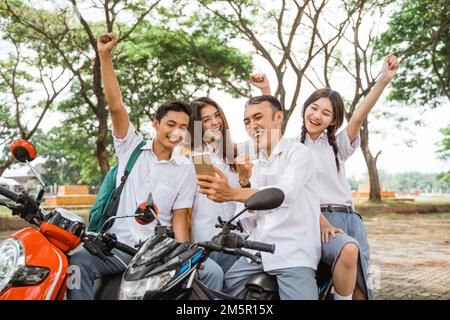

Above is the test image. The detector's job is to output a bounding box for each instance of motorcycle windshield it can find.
[124,235,180,281]
[134,235,178,266]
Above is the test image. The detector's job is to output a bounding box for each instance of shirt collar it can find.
[141,140,182,165]
[305,131,327,144]
[258,136,288,161]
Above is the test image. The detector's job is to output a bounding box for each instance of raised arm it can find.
[250,73,271,95]
[347,54,400,143]
[98,32,130,139]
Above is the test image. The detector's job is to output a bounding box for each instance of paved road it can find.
[365,213,450,300]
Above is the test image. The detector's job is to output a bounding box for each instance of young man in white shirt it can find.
[67,33,222,299]
[196,95,321,299]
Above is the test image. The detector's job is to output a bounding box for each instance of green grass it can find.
[414,198,450,204]
[0,206,14,218]
[356,198,450,207]
[361,211,450,221]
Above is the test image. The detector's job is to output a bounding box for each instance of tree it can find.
[0,25,73,176]
[376,0,450,107]
[192,0,394,200]
[0,0,164,178]
[437,124,450,183]
[1,0,252,183]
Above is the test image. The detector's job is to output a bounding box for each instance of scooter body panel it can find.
[0,227,68,300]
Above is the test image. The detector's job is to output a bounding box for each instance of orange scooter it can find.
[0,140,146,300]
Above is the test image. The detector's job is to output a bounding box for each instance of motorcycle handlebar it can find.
[114,241,138,256]
[0,186,20,203]
[197,241,222,252]
[242,240,275,253]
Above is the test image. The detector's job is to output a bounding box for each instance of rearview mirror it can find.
[135,193,159,225]
[10,139,37,163]
[245,188,285,211]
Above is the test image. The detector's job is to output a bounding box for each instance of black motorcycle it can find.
[116,188,331,300]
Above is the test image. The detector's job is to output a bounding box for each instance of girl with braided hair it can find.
[250,54,399,300]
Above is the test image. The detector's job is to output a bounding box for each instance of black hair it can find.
[189,97,237,172]
[154,101,192,122]
[245,95,282,112]
[300,88,345,172]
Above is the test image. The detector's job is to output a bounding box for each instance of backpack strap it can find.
[103,140,147,230]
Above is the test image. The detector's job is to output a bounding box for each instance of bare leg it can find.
[332,243,358,297]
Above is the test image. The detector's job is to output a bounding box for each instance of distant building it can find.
[1,159,45,193]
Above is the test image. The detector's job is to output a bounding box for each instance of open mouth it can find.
[167,134,181,144]
[308,118,321,127]
[251,129,265,140]
[210,127,222,134]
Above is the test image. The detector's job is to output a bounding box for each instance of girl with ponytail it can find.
[251,54,399,300]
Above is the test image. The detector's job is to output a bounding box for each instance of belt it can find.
[321,205,353,214]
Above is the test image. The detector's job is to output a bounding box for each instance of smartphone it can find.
[192,152,215,176]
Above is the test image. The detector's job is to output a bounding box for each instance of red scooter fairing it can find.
[0,228,68,300]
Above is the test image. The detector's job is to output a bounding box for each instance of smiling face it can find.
[153,110,190,150]
[302,88,345,141]
[304,97,335,139]
[200,104,224,143]
[244,101,283,151]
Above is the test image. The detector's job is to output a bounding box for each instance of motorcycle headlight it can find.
[119,270,175,300]
[0,238,25,293]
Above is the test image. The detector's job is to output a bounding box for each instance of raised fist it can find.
[97,32,118,57]
[379,53,400,83]
[249,72,270,90]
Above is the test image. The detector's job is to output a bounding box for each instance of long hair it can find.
[189,97,237,171]
[300,88,345,172]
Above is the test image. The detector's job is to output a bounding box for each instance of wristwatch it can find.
[237,180,251,188]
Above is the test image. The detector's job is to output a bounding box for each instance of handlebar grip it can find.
[114,241,138,257]
[198,241,222,252]
[0,186,19,202]
[243,240,275,253]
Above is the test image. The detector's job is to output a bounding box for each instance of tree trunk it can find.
[93,56,110,180]
[360,120,382,202]
[0,157,14,177]
[281,110,290,135]
[96,108,110,180]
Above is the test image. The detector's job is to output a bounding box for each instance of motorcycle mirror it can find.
[10,139,37,163]
[244,188,285,211]
[135,193,158,225]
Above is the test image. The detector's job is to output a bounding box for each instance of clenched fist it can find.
[97,32,118,57]
[250,73,269,90]
[379,53,400,84]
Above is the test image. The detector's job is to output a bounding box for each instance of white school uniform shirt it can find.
[108,122,197,247]
[190,144,239,243]
[295,128,360,208]
[239,137,321,272]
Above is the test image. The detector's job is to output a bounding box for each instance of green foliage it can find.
[436,124,450,183]
[354,169,450,192]
[0,0,253,184]
[376,0,450,107]
[437,124,450,160]
[33,124,115,186]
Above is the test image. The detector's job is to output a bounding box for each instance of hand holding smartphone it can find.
[192,152,215,176]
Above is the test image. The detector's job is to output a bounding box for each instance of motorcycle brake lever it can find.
[0,200,17,210]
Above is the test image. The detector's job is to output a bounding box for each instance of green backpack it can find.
[88,140,146,232]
